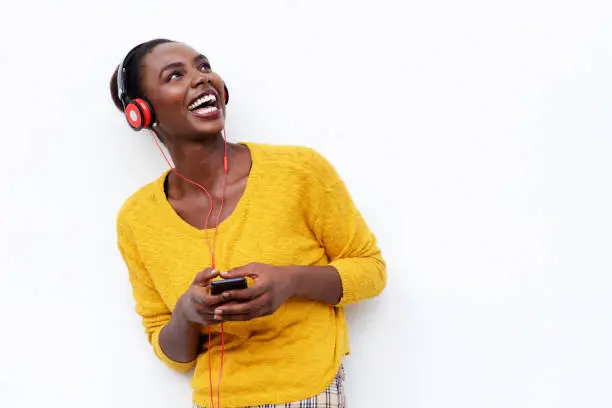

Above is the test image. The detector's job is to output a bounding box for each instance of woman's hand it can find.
[212,263,296,321]
[175,268,227,326]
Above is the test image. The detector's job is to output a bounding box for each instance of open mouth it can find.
[187,91,220,117]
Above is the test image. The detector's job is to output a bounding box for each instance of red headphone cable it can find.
[151,129,228,408]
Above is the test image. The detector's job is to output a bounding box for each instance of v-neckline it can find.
[153,142,259,238]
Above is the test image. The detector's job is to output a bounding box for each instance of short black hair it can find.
[110,38,175,112]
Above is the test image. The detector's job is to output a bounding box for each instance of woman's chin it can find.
[189,117,226,137]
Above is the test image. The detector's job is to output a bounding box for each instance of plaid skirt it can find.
[195,364,346,408]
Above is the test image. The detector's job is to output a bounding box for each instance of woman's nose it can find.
[190,71,212,88]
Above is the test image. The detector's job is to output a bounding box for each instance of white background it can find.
[1,1,611,407]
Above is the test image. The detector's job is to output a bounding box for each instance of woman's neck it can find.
[166,132,229,196]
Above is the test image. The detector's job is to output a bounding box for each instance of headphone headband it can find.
[115,45,156,131]
[116,46,137,110]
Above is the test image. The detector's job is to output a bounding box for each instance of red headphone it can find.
[116,47,229,130]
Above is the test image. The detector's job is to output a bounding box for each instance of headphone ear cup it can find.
[125,98,155,130]
[223,83,229,105]
[133,98,155,129]
[124,101,144,130]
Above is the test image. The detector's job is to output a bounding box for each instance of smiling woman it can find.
[110,38,386,408]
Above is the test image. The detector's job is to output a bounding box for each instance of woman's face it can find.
[139,42,227,140]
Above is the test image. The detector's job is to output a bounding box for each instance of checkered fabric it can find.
[195,365,346,408]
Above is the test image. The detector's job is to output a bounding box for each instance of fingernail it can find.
[222,292,230,298]
[214,315,222,321]
[215,309,223,315]
[210,269,217,276]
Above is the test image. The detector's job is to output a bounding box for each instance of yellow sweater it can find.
[116,142,386,407]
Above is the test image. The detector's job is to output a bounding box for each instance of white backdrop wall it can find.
[1,1,611,407]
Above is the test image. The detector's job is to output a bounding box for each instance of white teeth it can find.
[193,106,218,114]
[188,94,217,110]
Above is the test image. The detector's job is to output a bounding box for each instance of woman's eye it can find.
[167,71,182,81]
[199,63,212,72]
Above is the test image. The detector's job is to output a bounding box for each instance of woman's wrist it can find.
[285,265,342,304]
[279,266,295,298]
[171,295,200,329]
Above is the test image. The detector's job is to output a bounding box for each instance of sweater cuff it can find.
[330,258,360,307]
[151,325,197,373]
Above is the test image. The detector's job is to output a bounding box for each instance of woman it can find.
[111,38,386,408]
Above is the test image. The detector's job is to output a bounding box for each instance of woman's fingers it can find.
[190,286,225,306]
[191,268,219,286]
[218,282,267,302]
[214,294,271,321]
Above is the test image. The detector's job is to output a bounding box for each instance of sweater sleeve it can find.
[307,149,387,306]
[117,215,196,373]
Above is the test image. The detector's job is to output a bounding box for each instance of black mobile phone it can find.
[210,277,248,295]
